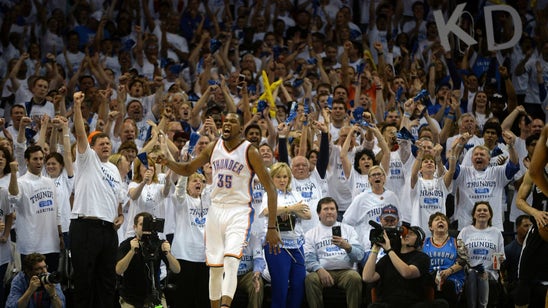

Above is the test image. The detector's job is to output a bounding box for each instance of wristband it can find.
[267,226,277,230]
[385,248,393,254]
[371,249,379,254]
[446,114,456,121]
[63,134,70,138]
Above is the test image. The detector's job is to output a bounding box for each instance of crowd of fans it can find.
[0,0,547,307]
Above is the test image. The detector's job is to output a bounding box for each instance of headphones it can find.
[401,225,426,248]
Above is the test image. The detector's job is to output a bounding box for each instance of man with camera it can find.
[362,225,448,307]
[367,205,403,261]
[6,253,65,308]
[304,197,365,308]
[116,212,180,308]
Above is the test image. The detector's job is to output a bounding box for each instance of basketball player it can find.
[159,112,281,308]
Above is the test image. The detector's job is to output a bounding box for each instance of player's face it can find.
[221,114,241,141]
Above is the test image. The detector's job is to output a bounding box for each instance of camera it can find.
[140,216,165,261]
[142,216,165,234]
[38,272,62,285]
[369,220,402,245]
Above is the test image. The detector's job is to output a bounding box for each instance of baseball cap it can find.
[380,205,399,219]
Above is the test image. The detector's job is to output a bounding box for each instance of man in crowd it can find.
[304,197,365,308]
[116,212,180,307]
[8,145,62,270]
[503,215,532,306]
[362,224,448,307]
[6,253,65,308]
[70,91,126,307]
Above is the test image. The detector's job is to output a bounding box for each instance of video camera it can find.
[142,216,165,234]
[368,220,403,245]
[140,216,165,261]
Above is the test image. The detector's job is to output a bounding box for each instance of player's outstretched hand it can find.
[266,229,282,255]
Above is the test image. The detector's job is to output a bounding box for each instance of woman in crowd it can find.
[343,165,400,251]
[125,155,170,239]
[422,212,466,308]
[172,169,212,308]
[470,91,493,133]
[44,117,73,248]
[458,201,505,308]
[108,153,131,241]
[0,145,14,188]
[261,162,311,308]
[410,139,457,233]
[341,124,389,198]
[0,145,14,303]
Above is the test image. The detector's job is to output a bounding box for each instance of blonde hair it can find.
[187,173,206,193]
[270,162,292,191]
[109,153,125,166]
[368,165,386,177]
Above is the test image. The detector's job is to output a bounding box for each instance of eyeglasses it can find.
[369,172,384,177]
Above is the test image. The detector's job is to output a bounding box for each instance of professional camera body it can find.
[38,272,62,285]
[369,220,403,246]
[140,216,165,261]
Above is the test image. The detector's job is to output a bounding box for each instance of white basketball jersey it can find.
[210,139,254,206]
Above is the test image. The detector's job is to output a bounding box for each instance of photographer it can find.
[116,212,181,308]
[366,205,403,261]
[6,253,65,308]
[362,225,448,308]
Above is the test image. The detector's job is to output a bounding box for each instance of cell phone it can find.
[238,74,246,83]
[332,226,341,237]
